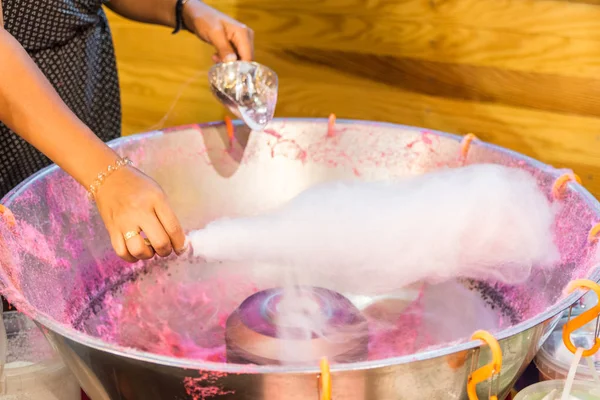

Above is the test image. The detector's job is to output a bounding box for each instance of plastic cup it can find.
[513,380,600,400]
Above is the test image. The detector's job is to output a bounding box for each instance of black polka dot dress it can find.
[0,0,121,198]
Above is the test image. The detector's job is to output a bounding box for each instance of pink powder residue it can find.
[184,371,234,400]
[406,131,436,151]
[270,138,308,162]
[77,258,261,362]
[368,292,429,359]
[15,222,60,266]
[263,129,282,139]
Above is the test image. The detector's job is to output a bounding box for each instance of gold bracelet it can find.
[87,157,133,201]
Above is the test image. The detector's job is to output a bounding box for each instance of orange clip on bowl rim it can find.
[224,115,235,143]
[327,113,336,137]
[460,133,478,160]
[319,357,331,400]
[562,279,600,357]
[552,173,582,200]
[588,223,600,244]
[467,330,502,400]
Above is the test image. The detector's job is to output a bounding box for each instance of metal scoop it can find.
[208,61,279,131]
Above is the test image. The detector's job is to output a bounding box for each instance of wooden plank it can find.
[211,0,600,41]
[256,49,600,196]
[107,11,214,65]
[568,0,600,4]
[281,48,600,118]
[115,62,225,135]
[558,0,600,6]
[200,0,600,79]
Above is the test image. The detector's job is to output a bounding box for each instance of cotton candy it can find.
[188,164,560,295]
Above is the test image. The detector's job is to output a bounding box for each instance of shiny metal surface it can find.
[1,118,599,400]
[208,61,278,131]
[225,287,369,365]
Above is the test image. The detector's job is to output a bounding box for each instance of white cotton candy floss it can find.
[188,164,560,295]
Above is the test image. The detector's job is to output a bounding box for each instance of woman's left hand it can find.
[182,0,254,63]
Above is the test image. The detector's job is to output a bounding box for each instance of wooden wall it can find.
[106,0,600,197]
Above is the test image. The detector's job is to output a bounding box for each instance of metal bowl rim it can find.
[2,118,598,374]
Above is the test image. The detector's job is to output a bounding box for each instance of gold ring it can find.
[124,231,140,241]
[143,238,152,247]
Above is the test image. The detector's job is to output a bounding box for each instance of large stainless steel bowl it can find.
[1,119,599,400]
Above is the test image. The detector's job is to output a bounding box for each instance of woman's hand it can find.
[95,166,187,262]
[104,0,254,62]
[0,27,188,264]
[182,0,254,63]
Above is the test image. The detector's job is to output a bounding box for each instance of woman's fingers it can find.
[123,228,155,260]
[185,2,254,62]
[109,229,137,263]
[209,22,254,63]
[154,200,187,255]
[140,214,173,258]
[228,25,254,61]
[115,200,185,262]
[209,29,238,62]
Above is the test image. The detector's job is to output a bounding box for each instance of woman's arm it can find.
[104,0,178,28]
[105,0,254,61]
[0,28,186,262]
[0,29,118,188]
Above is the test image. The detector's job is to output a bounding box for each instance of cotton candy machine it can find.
[0,119,599,400]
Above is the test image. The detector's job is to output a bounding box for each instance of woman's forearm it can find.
[104,0,178,28]
[0,29,119,188]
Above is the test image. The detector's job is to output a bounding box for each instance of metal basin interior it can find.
[0,119,598,400]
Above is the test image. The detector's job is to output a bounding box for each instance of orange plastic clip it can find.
[0,204,16,229]
[588,223,600,244]
[467,330,502,400]
[224,116,235,144]
[562,279,600,357]
[318,357,331,400]
[552,173,582,200]
[327,114,336,138]
[460,133,478,162]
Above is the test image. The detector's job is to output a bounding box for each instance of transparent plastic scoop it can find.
[208,61,279,131]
